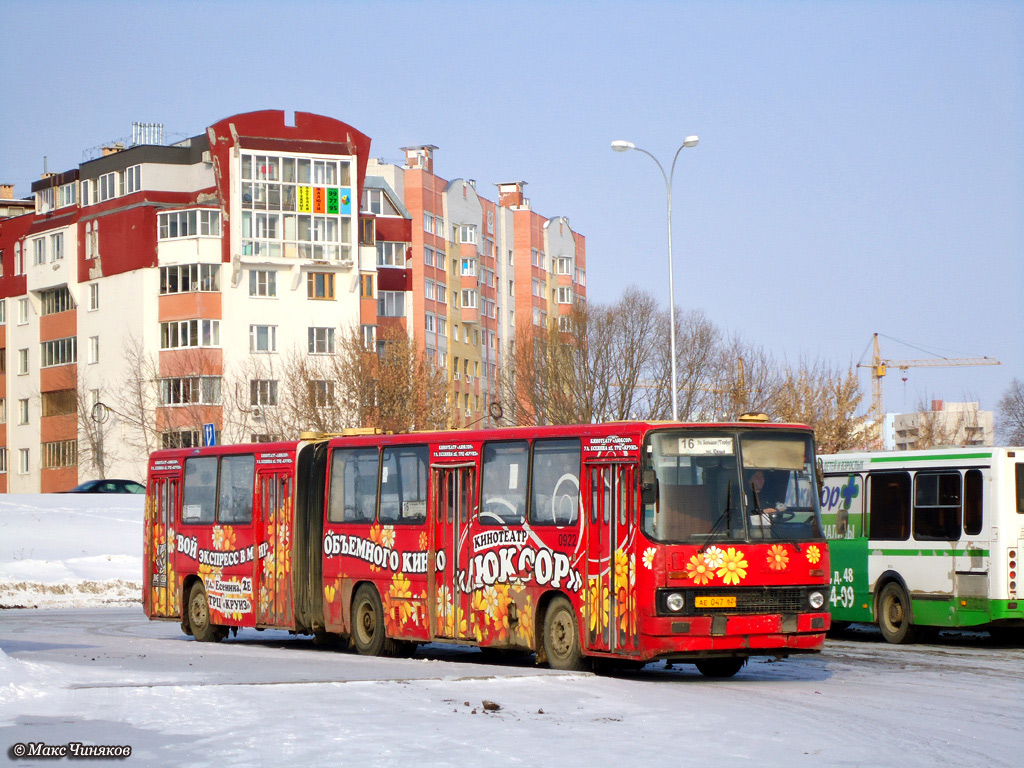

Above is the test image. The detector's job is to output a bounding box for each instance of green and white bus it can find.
[819,447,1023,643]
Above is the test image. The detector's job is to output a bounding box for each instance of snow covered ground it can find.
[1,495,1020,766]
[0,494,143,609]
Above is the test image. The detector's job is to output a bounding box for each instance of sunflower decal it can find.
[716,547,748,585]
[767,544,789,571]
[806,545,822,565]
[685,554,714,585]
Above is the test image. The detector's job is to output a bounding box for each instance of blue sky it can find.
[2,0,1020,416]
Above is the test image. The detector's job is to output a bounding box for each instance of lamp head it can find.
[683,135,699,148]
[610,140,635,152]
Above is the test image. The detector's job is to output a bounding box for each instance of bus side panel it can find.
[822,473,873,623]
[255,468,296,630]
[145,467,182,620]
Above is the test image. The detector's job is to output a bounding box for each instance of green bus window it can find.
[868,471,910,541]
[913,471,961,541]
[963,469,983,535]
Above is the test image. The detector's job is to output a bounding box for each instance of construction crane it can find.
[857,333,1000,428]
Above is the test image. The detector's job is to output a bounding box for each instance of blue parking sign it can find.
[204,423,216,447]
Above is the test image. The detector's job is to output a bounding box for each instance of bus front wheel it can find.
[877,583,919,644]
[351,585,400,657]
[695,658,745,678]
[543,597,586,671]
[188,582,224,643]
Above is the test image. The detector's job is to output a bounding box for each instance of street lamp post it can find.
[611,136,699,422]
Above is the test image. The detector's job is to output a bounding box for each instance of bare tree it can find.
[769,358,866,453]
[106,332,161,461]
[903,397,982,450]
[996,378,1024,445]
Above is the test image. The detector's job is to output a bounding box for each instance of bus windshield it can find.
[643,429,823,544]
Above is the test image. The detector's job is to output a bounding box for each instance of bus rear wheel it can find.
[695,658,745,678]
[188,582,224,643]
[543,596,586,671]
[351,585,400,657]
[877,583,919,644]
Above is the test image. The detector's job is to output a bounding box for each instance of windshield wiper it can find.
[699,481,732,553]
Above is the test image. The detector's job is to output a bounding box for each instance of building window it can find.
[42,440,78,469]
[461,290,478,309]
[557,287,574,304]
[457,224,477,244]
[308,326,336,354]
[88,336,99,364]
[98,171,120,202]
[18,448,29,475]
[159,376,222,406]
[377,291,405,317]
[125,165,141,194]
[249,325,277,353]
[157,209,221,239]
[41,337,78,368]
[361,325,377,351]
[39,286,76,316]
[160,264,220,294]
[18,348,29,374]
[249,269,277,297]
[0,300,5,325]
[423,213,434,234]
[0,398,5,423]
[461,258,477,277]
[376,241,406,267]
[88,283,99,311]
[307,272,335,300]
[50,232,63,261]
[424,279,435,301]
[239,152,354,264]
[33,238,46,266]
[18,398,29,425]
[424,246,434,267]
[532,278,542,297]
[14,243,22,275]
[159,319,221,349]
[309,380,335,407]
[435,216,445,240]
[250,379,278,406]
[557,257,572,275]
[359,273,374,298]
[41,389,76,417]
[17,298,28,325]
[0,448,6,473]
[436,283,447,304]
[359,217,375,245]
[160,430,202,449]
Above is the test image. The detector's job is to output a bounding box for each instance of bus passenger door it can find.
[431,465,476,641]
[147,476,179,618]
[255,472,294,628]
[585,462,638,654]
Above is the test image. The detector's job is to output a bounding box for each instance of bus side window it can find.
[182,456,218,524]
[868,471,910,541]
[963,469,983,535]
[218,455,255,524]
[913,471,961,541]
[480,441,528,526]
[529,438,580,527]
[1016,464,1024,515]
[328,448,379,523]
[380,445,428,524]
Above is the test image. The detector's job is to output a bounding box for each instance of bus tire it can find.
[695,658,745,678]
[352,585,400,657]
[543,596,586,671]
[188,582,224,643]
[877,582,919,644]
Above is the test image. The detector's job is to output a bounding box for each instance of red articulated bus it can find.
[144,420,830,677]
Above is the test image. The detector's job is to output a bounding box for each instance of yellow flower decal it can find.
[642,547,656,570]
[380,525,396,548]
[587,578,610,633]
[614,549,630,591]
[212,525,237,551]
[686,554,714,585]
[716,547,748,585]
[767,544,789,571]
[806,545,821,564]
[418,531,429,551]
[703,546,725,569]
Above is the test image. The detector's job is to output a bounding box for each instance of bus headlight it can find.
[666,592,685,612]
[808,590,825,610]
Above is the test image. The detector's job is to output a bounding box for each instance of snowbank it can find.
[0,494,144,608]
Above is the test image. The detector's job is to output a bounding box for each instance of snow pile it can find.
[0,494,144,608]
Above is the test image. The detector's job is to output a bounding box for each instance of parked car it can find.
[63,479,145,494]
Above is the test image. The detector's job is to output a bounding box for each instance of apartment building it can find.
[891,400,994,451]
[0,110,586,491]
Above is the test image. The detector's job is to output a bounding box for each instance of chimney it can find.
[101,142,125,157]
[0,184,13,200]
[401,145,437,174]
[931,399,943,412]
[497,181,527,208]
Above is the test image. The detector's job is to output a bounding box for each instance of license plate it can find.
[695,595,736,609]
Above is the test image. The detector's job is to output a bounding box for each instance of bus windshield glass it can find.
[644,429,823,544]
